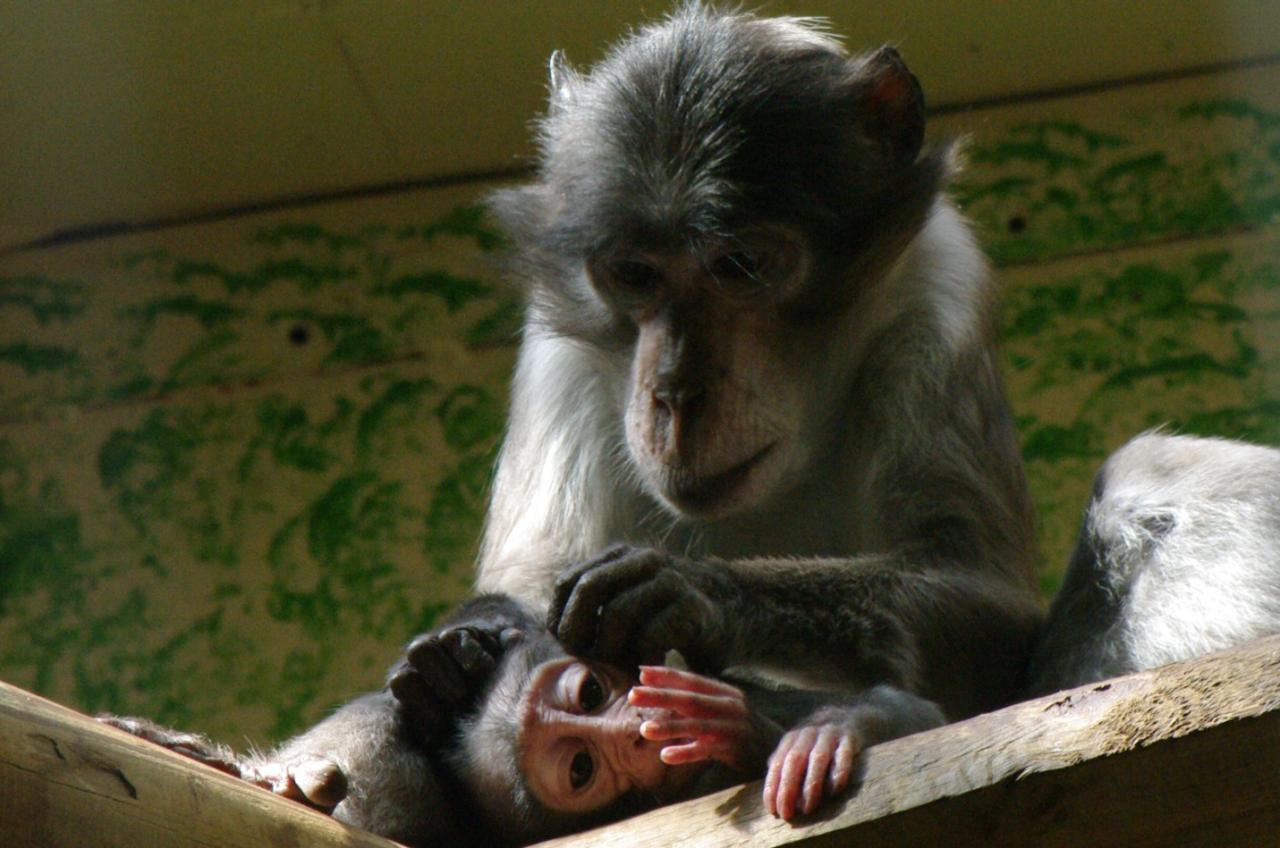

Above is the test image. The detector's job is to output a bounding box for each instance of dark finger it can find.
[405,638,469,704]
[547,545,634,637]
[443,629,498,680]
[633,584,702,663]
[553,550,664,654]
[594,572,684,663]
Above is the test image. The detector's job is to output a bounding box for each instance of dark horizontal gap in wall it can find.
[932,50,1280,115]
[7,50,1280,257]
[1,166,530,257]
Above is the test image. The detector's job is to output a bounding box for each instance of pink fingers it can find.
[829,733,860,796]
[640,717,743,742]
[655,738,736,765]
[763,725,862,819]
[629,685,747,719]
[800,729,839,815]
[637,665,745,697]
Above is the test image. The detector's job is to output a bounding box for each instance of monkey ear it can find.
[547,50,581,110]
[856,46,925,168]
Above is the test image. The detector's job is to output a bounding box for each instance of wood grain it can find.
[0,681,403,848]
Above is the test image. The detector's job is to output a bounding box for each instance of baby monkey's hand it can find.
[628,666,759,773]
[762,712,861,820]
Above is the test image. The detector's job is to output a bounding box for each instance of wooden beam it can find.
[2,635,1278,848]
[0,680,402,848]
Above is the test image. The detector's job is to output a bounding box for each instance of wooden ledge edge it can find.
[0,681,403,848]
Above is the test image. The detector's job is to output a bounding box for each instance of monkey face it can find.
[517,657,701,814]
[489,6,944,524]
[584,231,859,520]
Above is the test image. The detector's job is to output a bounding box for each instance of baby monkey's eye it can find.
[569,749,595,791]
[578,671,606,713]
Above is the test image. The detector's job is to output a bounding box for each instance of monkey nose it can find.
[652,385,707,455]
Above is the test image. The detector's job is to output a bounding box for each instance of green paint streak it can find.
[466,299,523,347]
[170,257,356,293]
[0,342,78,374]
[306,474,402,570]
[70,589,150,714]
[128,295,243,329]
[118,248,171,270]
[97,406,233,541]
[1095,153,1167,184]
[0,472,87,614]
[270,649,327,738]
[105,376,157,402]
[253,223,366,253]
[162,328,242,389]
[1009,120,1129,153]
[1179,98,1280,129]
[267,472,414,640]
[408,204,506,252]
[375,271,492,312]
[424,452,494,574]
[1173,400,1280,444]
[437,386,504,450]
[355,379,438,458]
[408,601,452,637]
[1001,256,1255,389]
[964,105,1280,264]
[952,176,1034,207]
[1003,283,1082,338]
[1190,251,1232,283]
[239,394,349,478]
[130,610,226,727]
[1096,346,1253,392]
[1039,571,1063,598]
[1022,422,1104,463]
[970,140,1088,173]
[0,275,86,324]
[99,411,196,490]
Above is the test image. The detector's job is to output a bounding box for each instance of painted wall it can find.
[1,64,1277,744]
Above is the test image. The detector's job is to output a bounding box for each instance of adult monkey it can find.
[141,5,1042,836]
[466,1,1044,725]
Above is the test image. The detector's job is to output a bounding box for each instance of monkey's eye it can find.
[569,749,595,791]
[709,250,764,282]
[607,260,663,293]
[708,246,787,298]
[577,671,606,713]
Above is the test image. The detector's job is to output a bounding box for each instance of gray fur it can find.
[1027,431,1280,694]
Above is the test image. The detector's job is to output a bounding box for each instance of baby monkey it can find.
[424,597,941,837]
[105,594,941,847]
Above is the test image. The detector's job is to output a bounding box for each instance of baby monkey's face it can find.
[517,658,700,814]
